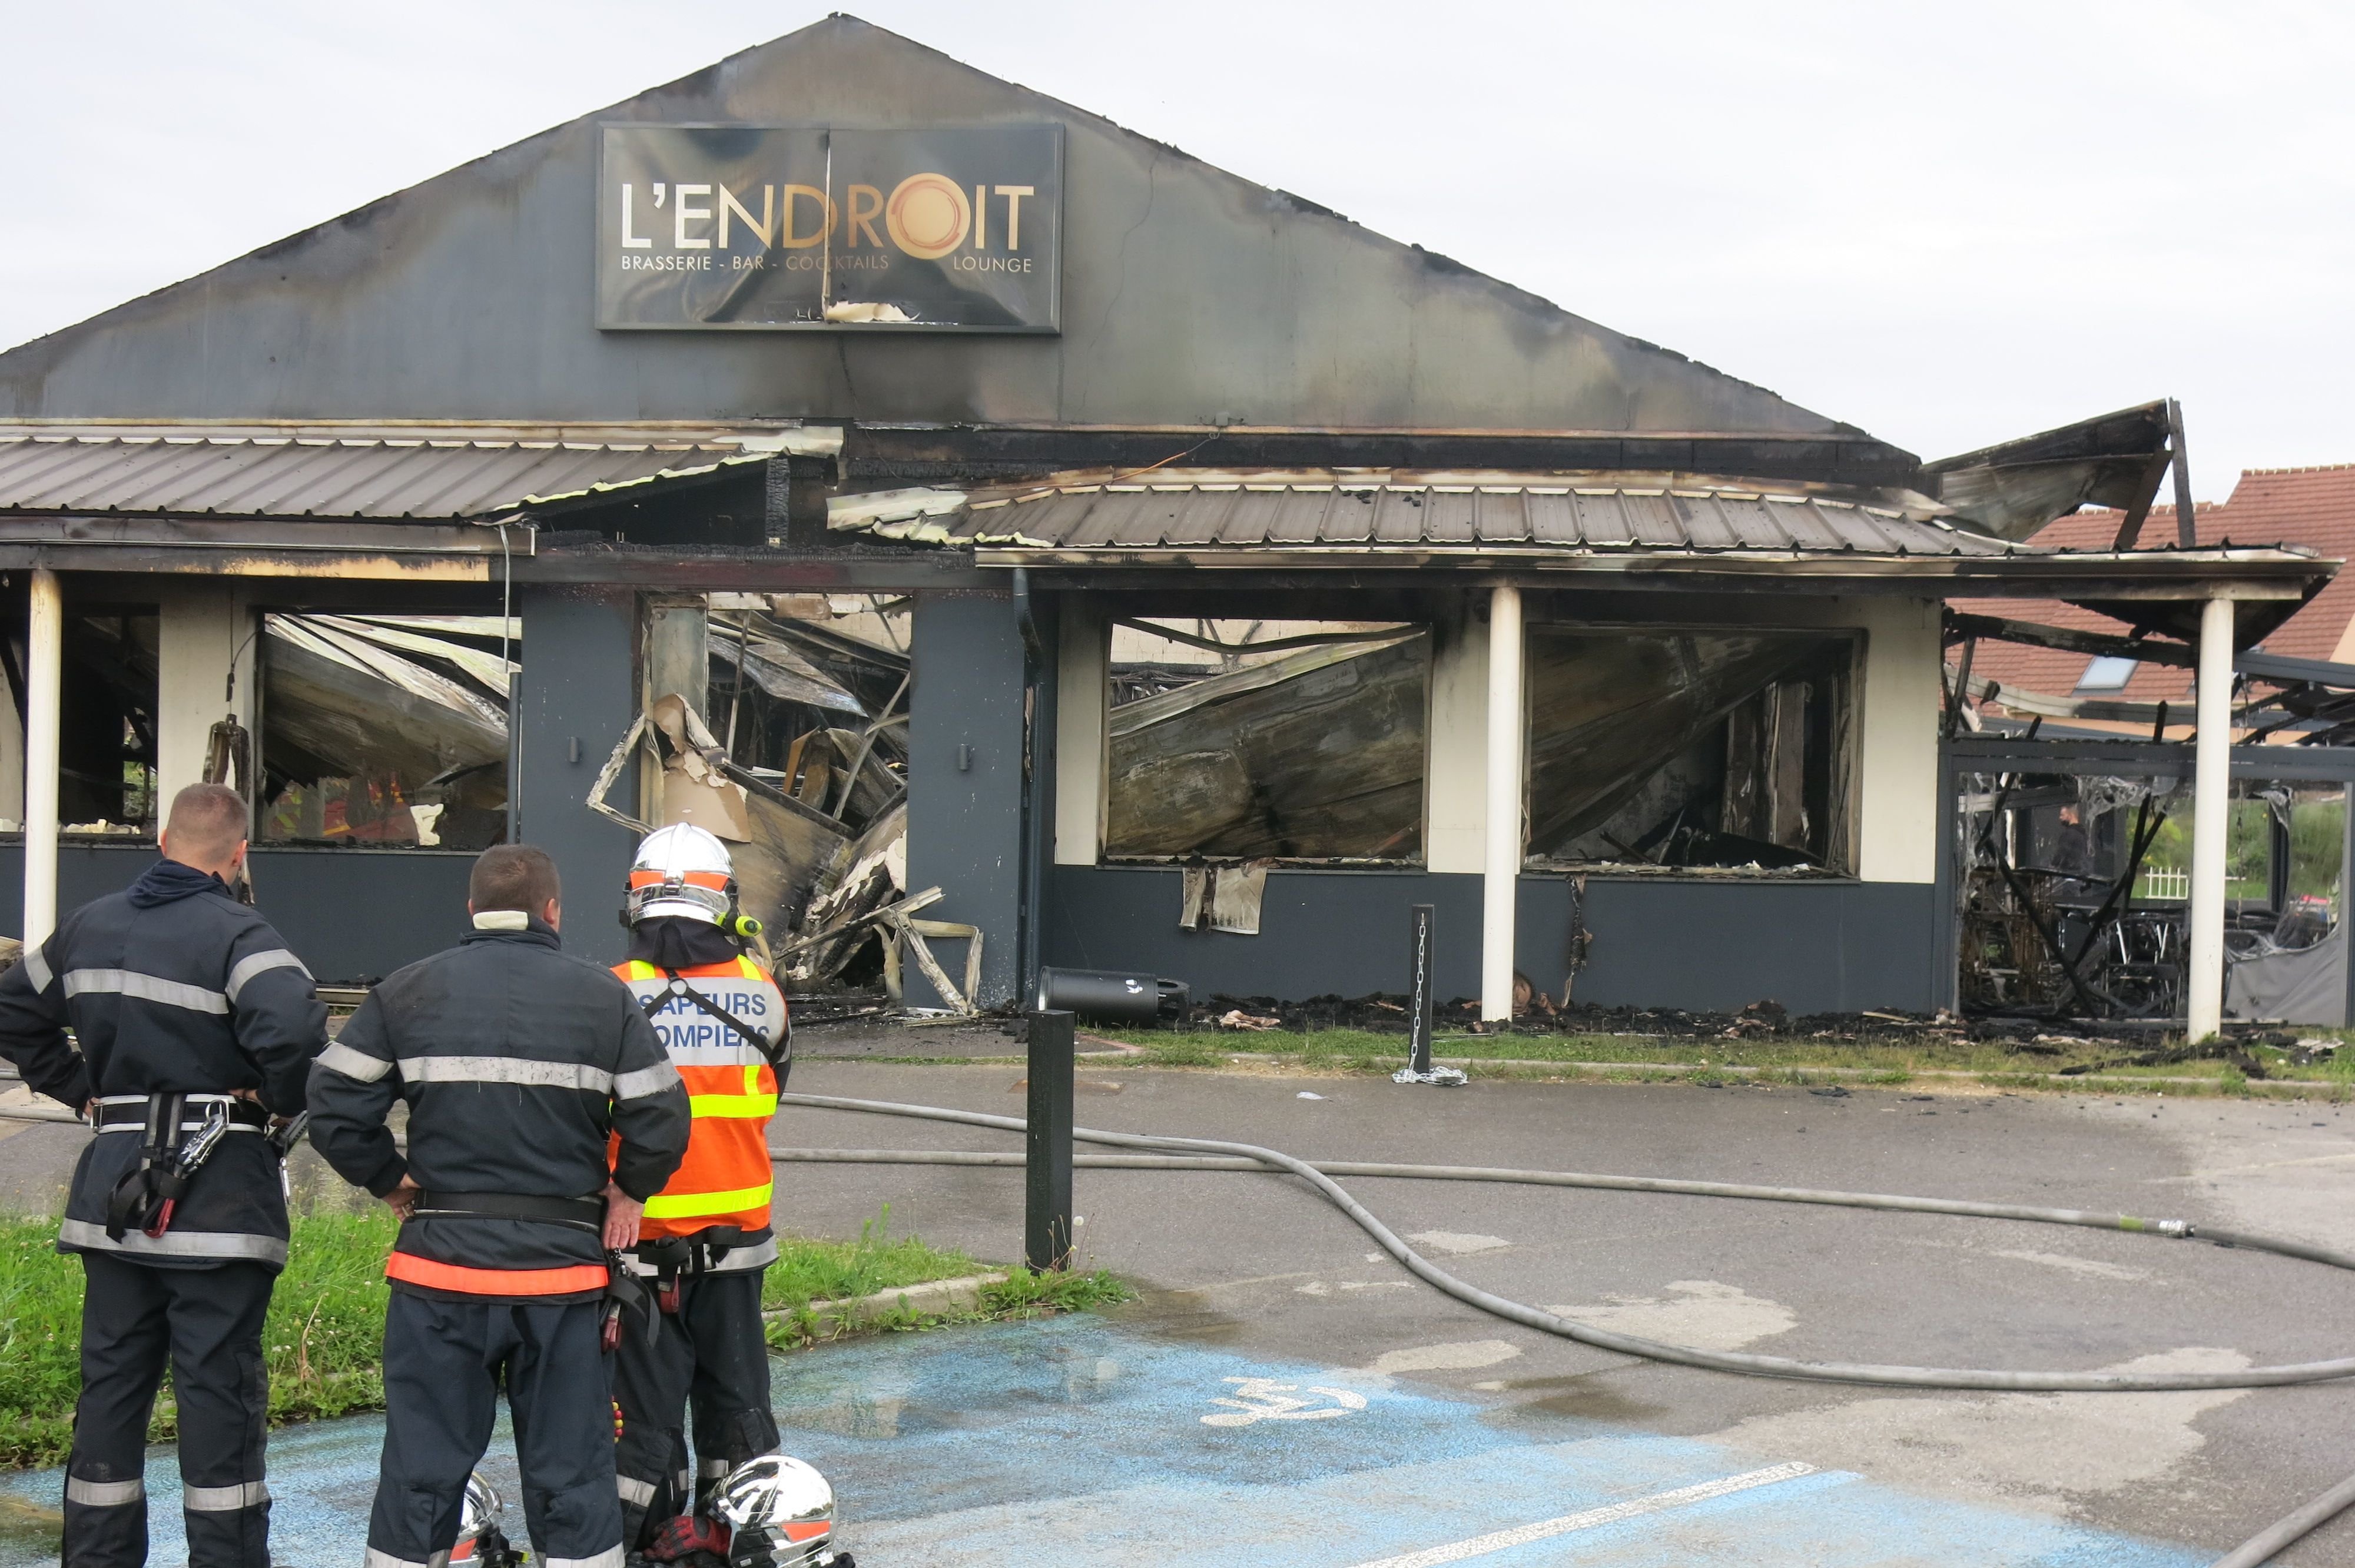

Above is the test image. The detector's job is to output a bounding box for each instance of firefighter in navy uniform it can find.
[0,782,327,1568]
[307,844,689,1568]
[606,825,791,1560]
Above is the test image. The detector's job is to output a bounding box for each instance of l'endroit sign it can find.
[597,124,1062,332]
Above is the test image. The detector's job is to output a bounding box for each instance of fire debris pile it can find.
[588,595,983,1008]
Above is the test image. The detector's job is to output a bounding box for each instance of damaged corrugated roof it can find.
[827,471,2012,556]
[0,425,830,521]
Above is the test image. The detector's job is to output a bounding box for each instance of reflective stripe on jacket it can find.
[307,922,691,1300]
[0,865,327,1270]
[615,956,784,1240]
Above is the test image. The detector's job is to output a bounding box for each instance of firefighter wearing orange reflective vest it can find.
[606,825,791,1560]
[307,844,690,1568]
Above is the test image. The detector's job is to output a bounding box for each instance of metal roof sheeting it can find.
[828,473,2015,556]
[0,433,763,521]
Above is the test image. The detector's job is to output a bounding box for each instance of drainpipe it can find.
[22,569,61,946]
[1482,586,1524,1022]
[2185,594,2233,1041]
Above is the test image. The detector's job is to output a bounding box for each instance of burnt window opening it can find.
[258,613,515,849]
[1103,619,1428,863]
[60,612,160,836]
[1523,627,1858,875]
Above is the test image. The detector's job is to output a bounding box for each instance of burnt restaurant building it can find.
[0,16,2324,1035]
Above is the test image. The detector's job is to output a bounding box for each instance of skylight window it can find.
[2076,655,2139,692]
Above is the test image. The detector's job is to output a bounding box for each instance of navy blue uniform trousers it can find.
[367,1291,623,1568]
[611,1271,778,1546]
[64,1254,274,1568]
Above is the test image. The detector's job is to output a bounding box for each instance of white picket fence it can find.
[2139,866,2190,901]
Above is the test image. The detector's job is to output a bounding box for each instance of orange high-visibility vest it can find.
[613,955,785,1239]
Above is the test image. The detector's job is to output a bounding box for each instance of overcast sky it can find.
[5,1,2347,496]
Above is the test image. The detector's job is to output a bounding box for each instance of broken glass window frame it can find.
[1520,622,1863,878]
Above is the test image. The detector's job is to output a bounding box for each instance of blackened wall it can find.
[1043,866,1939,1015]
[906,592,1026,1007]
[515,584,642,971]
[0,842,473,983]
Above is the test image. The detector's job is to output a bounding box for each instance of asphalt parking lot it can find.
[762,1062,2355,1565]
[5,1061,2355,1564]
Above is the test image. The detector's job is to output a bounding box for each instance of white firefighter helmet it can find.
[626,822,737,927]
[713,1454,842,1566]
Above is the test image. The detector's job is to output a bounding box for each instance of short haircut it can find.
[164,783,248,862]
[469,843,561,915]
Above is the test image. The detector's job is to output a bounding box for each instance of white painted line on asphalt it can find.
[1339,1461,1819,1568]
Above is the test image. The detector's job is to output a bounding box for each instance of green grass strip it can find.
[0,1206,1113,1471]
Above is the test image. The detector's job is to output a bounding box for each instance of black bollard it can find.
[1025,1008,1076,1271]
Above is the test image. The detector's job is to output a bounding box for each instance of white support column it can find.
[2185,593,2234,1041]
[23,569,62,946]
[1481,586,1524,1022]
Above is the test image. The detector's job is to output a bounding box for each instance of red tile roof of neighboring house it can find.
[1954,466,2355,729]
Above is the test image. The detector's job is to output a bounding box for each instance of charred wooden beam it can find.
[1945,610,2194,667]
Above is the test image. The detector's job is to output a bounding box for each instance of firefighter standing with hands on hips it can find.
[307,844,689,1568]
[608,825,792,1562]
[0,782,327,1568]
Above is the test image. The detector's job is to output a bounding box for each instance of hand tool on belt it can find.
[629,1225,748,1314]
[641,971,791,1086]
[99,1093,267,1240]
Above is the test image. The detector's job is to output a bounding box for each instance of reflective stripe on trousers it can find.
[182,1480,270,1511]
[64,1476,144,1507]
[363,1549,452,1568]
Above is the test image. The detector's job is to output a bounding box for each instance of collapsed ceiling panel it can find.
[1105,630,1427,861]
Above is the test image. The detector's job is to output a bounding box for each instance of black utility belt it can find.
[94,1095,268,1132]
[412,1191,606,1232]
[629,1225,747,1273]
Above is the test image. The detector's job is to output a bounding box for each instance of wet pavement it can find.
[6,1061,2355,1563]
[0,1315,2211,1566]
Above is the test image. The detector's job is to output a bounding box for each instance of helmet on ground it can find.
[449,1472,513,1564]
[626,823,737,928]
[714,1454,844,1567]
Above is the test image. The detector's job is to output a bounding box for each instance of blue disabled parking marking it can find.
[0,1315,2210,1566]
[766,1317,2208,1567]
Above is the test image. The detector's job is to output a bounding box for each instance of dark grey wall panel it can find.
[1043,866,1938,1014]
[1518,876,1939,1015]
[1044,866,1485,1001]
[515,584,642,971]
[0,842,473,982]
[0,19,1846,443]
[906,592,1026,1006]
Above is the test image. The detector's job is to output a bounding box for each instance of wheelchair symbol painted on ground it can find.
[1200,1376,1371,1427]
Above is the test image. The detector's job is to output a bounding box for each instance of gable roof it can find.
[0,15,1899,467]
[1959,466,2355,713]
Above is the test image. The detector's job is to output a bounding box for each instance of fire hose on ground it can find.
[0,1087,2344,1563]
[768,1090,2355,1568]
